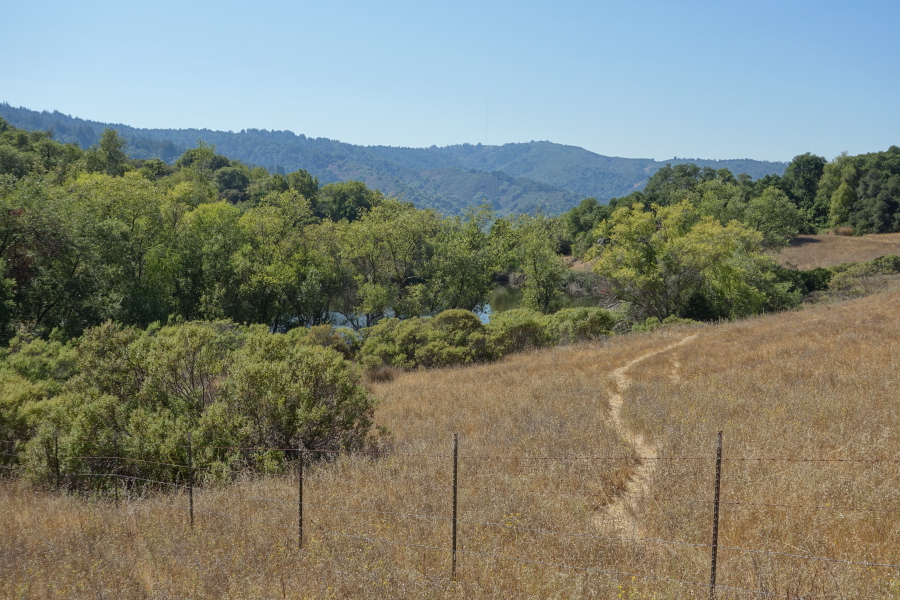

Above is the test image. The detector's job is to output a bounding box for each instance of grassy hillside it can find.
[4,285,900,597]
[779,232,900,269]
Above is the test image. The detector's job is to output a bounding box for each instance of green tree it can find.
[815,153,856,229]
[232,191,334,329]
[829,181,856,228]
[316,181,382,222]
[171,201,245,319]
[493,214,567,313]
[335,199,441,326]
[590,202,798,321]
[287,169,320,201]
[414,205,499,314]
[85,129,128,177]
[213,166,250,203]
[782,152,826,229]
[743,186,802,248]
[562,197,611,257]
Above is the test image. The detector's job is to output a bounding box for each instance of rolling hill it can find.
[0,102,787,215]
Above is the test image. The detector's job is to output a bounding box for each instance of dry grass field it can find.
[3,290,900,598]
[778,232,900,269]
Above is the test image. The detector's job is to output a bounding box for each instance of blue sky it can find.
[3,0,898,162]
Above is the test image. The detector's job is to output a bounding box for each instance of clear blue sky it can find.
[3,0,898,162]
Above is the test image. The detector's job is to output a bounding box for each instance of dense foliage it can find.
[0,120,578,343]
[589,201,798,321]
[0,320,380,485]
[562,149,900,246]
[0,103,785,215]
[2,115,897,485]
[359,306,616,370]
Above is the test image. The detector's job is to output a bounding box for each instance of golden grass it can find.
[778,232,900,269]
[4,292,900,598]
[620,292,900,597]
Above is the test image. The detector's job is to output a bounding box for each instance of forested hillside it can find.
[366,141,786,199]
[0,103,785,215]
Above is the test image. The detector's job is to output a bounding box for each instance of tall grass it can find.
[619,290,900,597]
[4,291,900,598]
[779,232,900,269]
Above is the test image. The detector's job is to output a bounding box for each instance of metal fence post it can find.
[188,432,194,528]
[54,434,60,491]
[298,443,305,550]
[113,431,119,504]
[451,433,459,581]
[709,430,723,600]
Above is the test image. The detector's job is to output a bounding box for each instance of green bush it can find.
[776,266,834,295]
[545,307,616,344]
[18,320,381,487]
[487,307,615,353]
[632,315,700,333]
[871,254,900,274]
[286,324,358,359]
[826,254,900,298]
[360,309,494,370]
[487,308,554,354]
[361,307,620,372]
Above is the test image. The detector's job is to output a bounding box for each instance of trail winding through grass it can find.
[596,333,698,537]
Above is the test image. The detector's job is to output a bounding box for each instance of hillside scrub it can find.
[822,253,900,298]
[1,320,382,486]
[358,306,617,371]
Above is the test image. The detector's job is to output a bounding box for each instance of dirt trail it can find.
[596,333,698,536]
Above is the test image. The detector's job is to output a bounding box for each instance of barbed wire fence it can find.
[2,434,899,599]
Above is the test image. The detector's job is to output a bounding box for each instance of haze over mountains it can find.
[0,103,788,215]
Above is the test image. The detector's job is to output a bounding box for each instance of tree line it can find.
[0,121,579,343]
[1,118,896,478]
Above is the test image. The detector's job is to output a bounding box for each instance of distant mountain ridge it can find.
[0,103,788,215]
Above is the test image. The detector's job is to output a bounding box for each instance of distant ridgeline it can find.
[0,103,786,216]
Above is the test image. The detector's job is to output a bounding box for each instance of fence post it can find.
[709,430,723,600]
[54,433,60,491]
[188,432,194,528]
[113,431,119,505]
[298,442,305,550]
[451,433,459,581]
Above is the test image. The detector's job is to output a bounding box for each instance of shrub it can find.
[487,308,554,354]
[18,320,381,486]
[871,254,900,274]
[828,263,883,297]
[287,324,358,359]
[775,266,834,295]
[632,315,700,333]
[222,329,377,454]
[360,309,495,371]
[545,307,616,344]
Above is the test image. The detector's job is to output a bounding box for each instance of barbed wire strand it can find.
[5,437,898,463]
[12,478,861,598]
[720,544,900,570]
